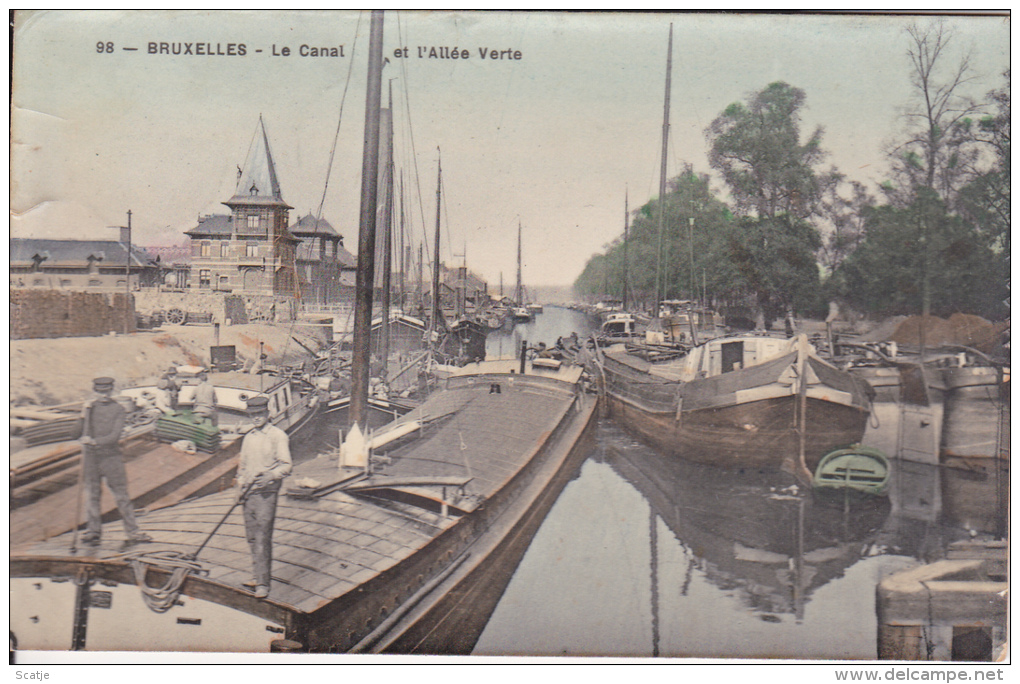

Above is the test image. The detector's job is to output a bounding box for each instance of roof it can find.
[185,214,233,237]
[291,213,341,239]
[223,116,291,209]
[9,238,156,268]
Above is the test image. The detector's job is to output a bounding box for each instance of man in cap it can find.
[163,367,180,410]
[192,369,218,426]
[80,377,151,544]
[236,395,291,599]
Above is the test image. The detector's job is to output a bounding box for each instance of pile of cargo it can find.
[155,410,221,453]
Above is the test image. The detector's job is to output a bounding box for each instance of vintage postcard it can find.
[10,10,1010,668]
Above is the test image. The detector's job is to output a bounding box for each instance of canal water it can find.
[294,306,995,660]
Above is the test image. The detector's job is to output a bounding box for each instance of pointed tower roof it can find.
[223,116,292,209]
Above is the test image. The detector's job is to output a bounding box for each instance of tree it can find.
[817,178,874,273]
[706,82,834,220]
[724,214,823,325]
[573,165,735,310]
[885,21,985,208]
[959,71,1010,255]
[833,194,1008,319]
[705,82,833,322]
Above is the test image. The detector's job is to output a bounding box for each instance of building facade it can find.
[185,117,300,301]
[10,231,159,291]
[291,213,357,305]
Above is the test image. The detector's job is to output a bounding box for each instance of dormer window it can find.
[249,183,259,196]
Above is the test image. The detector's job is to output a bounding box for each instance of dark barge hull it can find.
[600,343,871,472]
[605,391,867,472]
[366,394,596,654]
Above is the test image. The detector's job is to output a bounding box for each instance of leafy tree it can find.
[573,166,735,310]
[959,71,1010,255]
[817,179,874,273]
[723,214,824,324]
[706,82,835,220]
[833,192,1008,318]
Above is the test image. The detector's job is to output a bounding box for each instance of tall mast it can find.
[623,190,629,311]
[380,81,394,372]
[516,220,523,305]
[654,23,673,313]
[399,170,406,309]
[430,152,442,341]
[349,10,385,429]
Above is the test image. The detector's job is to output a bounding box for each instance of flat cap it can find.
[93,377,115,390]
[245,395,270,412]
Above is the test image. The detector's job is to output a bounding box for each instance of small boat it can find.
[10,356,597,653]
[10,368,321,546]
[526,303,543,315]
[511,306,532,323]
[598,333,874,478]
[812,444,891,496]
[598,312,644,345]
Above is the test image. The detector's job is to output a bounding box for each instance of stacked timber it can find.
[10,404,84,447]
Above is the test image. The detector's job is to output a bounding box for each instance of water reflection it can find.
[474,421,919,659]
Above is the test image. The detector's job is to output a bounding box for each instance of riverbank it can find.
[10,322,324,406]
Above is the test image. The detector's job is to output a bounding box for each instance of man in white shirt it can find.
[236,395,291,599]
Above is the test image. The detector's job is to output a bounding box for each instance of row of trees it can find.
[574,21,1010,324]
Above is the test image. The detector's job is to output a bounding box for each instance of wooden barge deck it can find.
[11,359,597,654]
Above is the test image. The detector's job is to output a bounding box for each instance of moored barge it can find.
[10,357,596,653]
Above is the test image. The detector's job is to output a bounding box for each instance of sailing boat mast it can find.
[380,79,395,373]
[623,189,629,311]
[349,10,385,429]
[654,23,673,313]
[429,152,443,342]
[515,220,523,305]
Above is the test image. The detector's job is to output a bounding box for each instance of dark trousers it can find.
[243,486,280,587]
[84,448,141,537]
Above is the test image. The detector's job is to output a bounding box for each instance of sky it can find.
[10,11,1010,288]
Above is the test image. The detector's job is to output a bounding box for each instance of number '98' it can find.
[97,42,114,53]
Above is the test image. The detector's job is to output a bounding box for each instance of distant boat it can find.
[597,333,873,479]
[511,306,532,323]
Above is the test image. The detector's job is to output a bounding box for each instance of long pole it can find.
[429,153,442,342]
[350,10,385,429]
[623,190,629,311]
[380,88,394,373]
[516,220,523,305]
[689,216,695,300]
[654,24,673,314]
[125,210,132,334]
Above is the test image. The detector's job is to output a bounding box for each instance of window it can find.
[220,242,230,258]
[201,241,211,257]
[60,279,72,288]
[199,269,211,288]
[88,278,102,287]
[219,275,229,290]
[32,278,45,286]
[246,242,258,258]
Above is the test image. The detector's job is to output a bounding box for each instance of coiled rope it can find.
[113,550,209,614]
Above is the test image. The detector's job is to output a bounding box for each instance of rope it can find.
[114,550,209,614]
